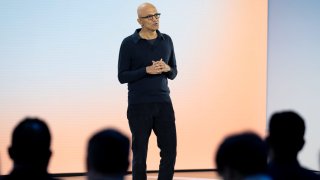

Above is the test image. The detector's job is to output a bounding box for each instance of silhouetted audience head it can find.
[215,132,270,180]
[86,128,130,180]
[266,110,320,180]
[5,117,57,180]
[266,111,305,160]
[9,117,51,168]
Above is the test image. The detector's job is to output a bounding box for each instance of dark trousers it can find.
[127,102,177,180]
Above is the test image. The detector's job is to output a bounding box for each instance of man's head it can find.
[215,132,268,180]
[266,110,305,159]
[9,117,52,170]
[137,3,160,31]
[87,129,130,177]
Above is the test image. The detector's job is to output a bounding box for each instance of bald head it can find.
[137,3,157,17]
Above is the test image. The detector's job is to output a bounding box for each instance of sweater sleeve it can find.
[118,39,147,84]
[164,37,178,80]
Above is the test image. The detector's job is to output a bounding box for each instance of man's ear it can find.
[297,138,305,151]
[48,149,52,158]
[8,146,15,160]
[137,18,142,25]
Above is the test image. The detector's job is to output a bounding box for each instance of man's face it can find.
[138,5,160,31]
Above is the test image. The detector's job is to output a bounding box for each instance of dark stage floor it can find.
[62,171,221,180]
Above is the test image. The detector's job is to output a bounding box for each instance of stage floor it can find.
[63,171,221,180]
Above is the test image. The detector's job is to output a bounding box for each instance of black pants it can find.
[127,102,177,180]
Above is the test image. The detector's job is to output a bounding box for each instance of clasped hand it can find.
[146,58,171,74]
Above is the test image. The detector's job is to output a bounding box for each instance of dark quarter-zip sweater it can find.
[118,29,177,105]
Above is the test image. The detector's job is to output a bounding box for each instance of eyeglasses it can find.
[140,13,161,20]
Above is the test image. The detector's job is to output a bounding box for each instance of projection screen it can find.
[0,0,267,174]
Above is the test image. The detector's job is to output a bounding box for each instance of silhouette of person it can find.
[215,132,271,180]
[266,110,320,180]
[86,128,130,180]
[118,2,177,180]
[3,117,59,180]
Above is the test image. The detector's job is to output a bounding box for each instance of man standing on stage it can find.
[118,2,177,180]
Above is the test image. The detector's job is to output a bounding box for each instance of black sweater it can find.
[118,29,177,104]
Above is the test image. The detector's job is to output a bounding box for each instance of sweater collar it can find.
[132,28,165,44]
